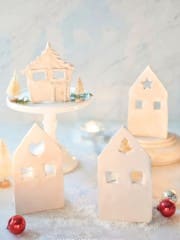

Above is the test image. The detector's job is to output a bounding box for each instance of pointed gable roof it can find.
[14,123,62,164]
[24,42,74,71]
[98,126,151,168]
[129,66,168,98]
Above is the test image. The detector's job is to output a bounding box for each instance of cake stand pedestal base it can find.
[42,113,79,174]
[137,132,180,166]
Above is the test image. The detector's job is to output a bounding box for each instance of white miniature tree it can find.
[75,77,84,96]
[6,71,21,100]
[0,140,11,188]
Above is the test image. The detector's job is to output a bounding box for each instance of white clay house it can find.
[13,123,64,214]
[128,66,168,138]
[24,42,74,103]
[98,127,152,223]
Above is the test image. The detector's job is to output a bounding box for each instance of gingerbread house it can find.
[24,43,74,103]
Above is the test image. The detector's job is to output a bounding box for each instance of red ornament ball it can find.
[157,198,176,217]
[7,215,26,235]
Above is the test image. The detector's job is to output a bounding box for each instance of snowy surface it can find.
[0,122,179,240]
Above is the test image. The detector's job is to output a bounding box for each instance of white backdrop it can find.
[0,0,180,124]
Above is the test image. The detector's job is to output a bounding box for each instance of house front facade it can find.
[98,127,152,222]
[128,66,168,139]
[13,123,64,214]
[24,43,74,103]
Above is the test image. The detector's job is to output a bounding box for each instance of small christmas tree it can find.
[0,140,11,188]
[75,77,84,96]
[119,138,132,153]
[6,71,21,100]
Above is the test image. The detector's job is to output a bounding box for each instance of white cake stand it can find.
[137,133,180,166]
[7,96,93,174]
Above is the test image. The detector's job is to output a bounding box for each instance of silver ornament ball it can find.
[162,189,177,203]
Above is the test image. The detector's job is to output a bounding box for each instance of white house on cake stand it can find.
[128,66,180,166]
[7,43,93,174]
[24,42,74,103]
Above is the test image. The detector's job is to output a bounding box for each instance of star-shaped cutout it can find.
[118,138,132,153]
[142,79,152,89]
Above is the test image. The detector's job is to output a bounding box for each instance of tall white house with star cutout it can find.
[128,66,168,138]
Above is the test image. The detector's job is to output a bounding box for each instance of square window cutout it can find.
[21,167,34,179]
[33,71,46,81]
[130,171,143,184]
[44,164,56,176]
[135,100,143,109]
[153,101,161,110]
[105,171,119,184]
[53,70,65,80]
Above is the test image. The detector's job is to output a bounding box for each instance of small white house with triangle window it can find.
[24,43,74,103]
[128,66,168,139]
[13,123,64,214]
[98,127,152,223]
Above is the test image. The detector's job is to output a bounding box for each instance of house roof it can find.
[24,42,74,72]
[13,123,62,165]
[129,66,168,98]
[98,126,151,168]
